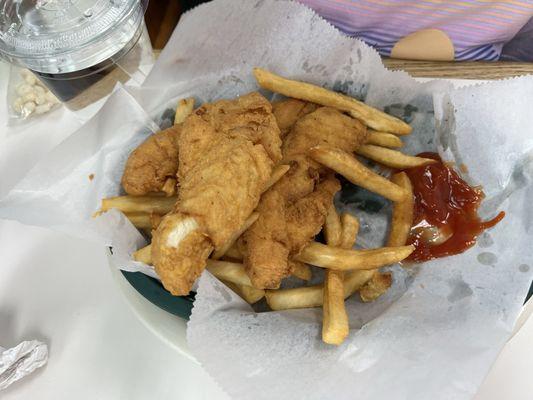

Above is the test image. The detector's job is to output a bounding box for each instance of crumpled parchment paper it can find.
[0,1,532,399]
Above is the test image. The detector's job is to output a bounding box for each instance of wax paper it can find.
[0,1,532,399]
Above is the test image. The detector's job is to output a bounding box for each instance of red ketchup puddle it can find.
[402,152,505,262]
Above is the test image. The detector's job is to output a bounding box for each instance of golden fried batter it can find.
[152,92,282,295]
[272,98,318,138]
[243,107,367,289]
[282,107,368,159]
[121,125,181,195]
[240,189,290,289]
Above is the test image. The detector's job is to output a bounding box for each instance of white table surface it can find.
[0,60,532,400]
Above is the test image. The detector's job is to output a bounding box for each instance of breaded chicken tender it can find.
[122,97,314,196]
[121,125,181,195]
[242,107,368,289]
[272,98,318,138]
[152,92,282,295]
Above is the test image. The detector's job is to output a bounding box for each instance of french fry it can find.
[344,270,376,297]
[357,144,436,169]
[174,97,195,125]
[206,259,253,287]
[338,213,376,297]
[133,244,152,264]
[366,130,403,148]
[161,177,177,197]
[323,205,342,247]
[296,242,414,270]
[359,172,414,302]
[290,260,312,281]
[340,213,359,249]
[322,206,348,345]
[101,195,177,214]
[309,146,407,202]
[265,270,375,311]
[223,280,265,304]
[263,164,290,193]
[266,285,323,310]
[208,260,265,303]
[253,68,412,135]
[125,212,153,230]
[387,172,414,247]
[212,213,260,259]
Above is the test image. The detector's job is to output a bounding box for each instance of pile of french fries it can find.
[97,68,431,345]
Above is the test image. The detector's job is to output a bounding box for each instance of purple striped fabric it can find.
[298,0,533,60]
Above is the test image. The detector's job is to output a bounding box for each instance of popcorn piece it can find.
[35,103,52,114]
[23,101,36,115]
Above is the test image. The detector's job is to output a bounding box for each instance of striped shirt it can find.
[298,0,533,60]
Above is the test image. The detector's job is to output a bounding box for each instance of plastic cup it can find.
[0,0,153,110]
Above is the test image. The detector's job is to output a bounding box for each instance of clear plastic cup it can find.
[0,0,153,110]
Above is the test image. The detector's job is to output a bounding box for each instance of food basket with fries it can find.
[0,1,532,400]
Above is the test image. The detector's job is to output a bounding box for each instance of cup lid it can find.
[0,0,147,73]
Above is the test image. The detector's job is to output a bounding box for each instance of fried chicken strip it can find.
[152,92,282,295]
[122,99,196,195]
[121,125,181,195]
[243,107,368,289]
[272,98,318,138]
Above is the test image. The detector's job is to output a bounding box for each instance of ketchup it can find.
[403,152,505,262]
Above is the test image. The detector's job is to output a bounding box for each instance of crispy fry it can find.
[125,212,154,230]
[253,68,412,135]
[296,242,414,270]
[263,164,290,193]
[133,244,152,264]
[359,172,414,302]
[206,259,253,287]
[101,195,177,214]
[322,206,348,345]
[338,213,377,298]
[265,270,374,311]
[174,97,195,125]
[222,280,265,304]
[323,205,342,247]
[388,172,414,247]
[266,286,323,310]
[266,269,377,310]
[366,130,403,148]
[161,177,177,197]
[340,213,359,249]
[309,146,407,202]
[357,145,436,169]
[344,270,376,297]
[212,213,260,259]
